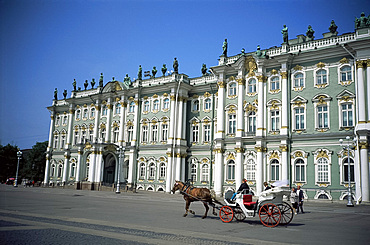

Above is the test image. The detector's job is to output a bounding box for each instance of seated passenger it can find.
[264,182,271,191]
[231,178,250,201]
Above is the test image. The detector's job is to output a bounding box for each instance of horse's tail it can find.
[210,190,223,205]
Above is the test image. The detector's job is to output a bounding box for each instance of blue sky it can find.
[0,0,369,149]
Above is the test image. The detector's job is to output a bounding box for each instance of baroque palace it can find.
[45,13,370,202]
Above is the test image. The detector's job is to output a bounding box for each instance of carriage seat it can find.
[243,194,256,207]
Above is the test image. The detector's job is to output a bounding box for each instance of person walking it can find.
[290,187,298,215]
[297,185,304,213]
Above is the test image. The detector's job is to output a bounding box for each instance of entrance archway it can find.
[103,153,116,185]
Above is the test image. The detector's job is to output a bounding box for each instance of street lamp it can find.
[116,146,124,194]
[14,150,22,187]
[339,136,356,207]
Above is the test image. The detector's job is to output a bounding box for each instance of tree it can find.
[22,141,48,182]
[0,144,19,183]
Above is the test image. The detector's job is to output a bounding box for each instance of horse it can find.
[171,180,222,219]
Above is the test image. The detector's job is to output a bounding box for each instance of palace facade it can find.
[44,14,370,202]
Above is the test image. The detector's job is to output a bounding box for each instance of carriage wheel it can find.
[277,202,294,225]
[258,203,281,227]
[219,206,234,223]
[234,207,246,221]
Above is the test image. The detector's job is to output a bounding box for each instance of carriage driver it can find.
[231,178,250,201]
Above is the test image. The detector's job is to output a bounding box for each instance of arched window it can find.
[161,123,168,141]
[57,164,63,178]
[102,105,108,116]
[86,162,90,179]
[295,159,305,182]
[152,124,158,142]
[246,159,256,181]
[139,163,146,179]
[341,104,353,127]
[271,159,279,181]
[76,110,81,120]
[153,100,159,111]
[204,98,211,110]
[90,107,95,118]
[201,164,209,182]
[53,134,59,149]
[271,110,280,131]
[159,163,166,179]
[70,163,76,177]
[270,76,280,90]
[62,115,68,125]
[203,124,210,142]
[227,160,235,180]
[142,125,148,142]
[248,79,256,93]
[127,125,134,142]
[192,124,199,143]
[228,82,236,96]
[317,158,329,182]
[193,100,199,111]
[115,103,121,115]
[163,98,170,110]
[316,69,327,85]
[83,109,88,119]
[129,101,135,113]
[113,127,119,143]
[51,164,56,177]
[149,163,156,179]
[143,101,150,112]
[343,158,354,182]
[100,127,106,142]
[317,105,328,128]
[294,73,304,88]
[228,114,236,134]
[248,111,256,133]
[191,163,197,182]
[340,66,352,82]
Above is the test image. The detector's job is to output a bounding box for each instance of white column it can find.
[127,150,135,184]
[94,151,103,183]
[216,80,226,138]
[132,99,139,146]
[176,98,183,141]
[280,145,288,182]
[166,154,173,193]
[76,152,82,182]
[62,154,69,184]
[255,146,264,195]
[106,100,112,143]
[89,151,96,182]
[256,76,266,137]
[214,149,223,196]
[118,98,126,146]
[356,61,366,123]
[182,99,187,139]
[169,92,176,144]
[175,153,181,181]
[367,60,370,122]
[354,146,361,204]
[360,141,369,202]
[280,70,288,135]
[235,148,244,188]
[66,105,74,148]
[236,79,245,138]
[44,154,51,184]
[93,101,100,143]
[47,112,56,149]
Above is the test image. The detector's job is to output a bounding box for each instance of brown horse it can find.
[171,180,222,219]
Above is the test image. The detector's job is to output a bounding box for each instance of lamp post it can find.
[339,136,356,207]
[116,146,124,194]
[14,150,22,187]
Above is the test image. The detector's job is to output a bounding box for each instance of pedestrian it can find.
[297,185,304,213]
[263,182,271,191]
[290,187,298,214]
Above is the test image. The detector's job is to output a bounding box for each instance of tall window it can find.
[163,98,170,110]
[56,116,60,126]
[317,158,329,182]
[248,111,256,133]
[81,129,86,143]
[295,108,305,130]
[228,114,236,134]
[102,105,108,116]
[271,159,279,181]
[248,79,256,93]
[115,103,121,115]
[340,66,352,81]
[271,110,280,131]
[152,124,158,142]
[159,163,166,179]
[193,100,199,111]
[100,128,106,142]
[191,163,197,182]
[246,159,256,181]
[57,164,63,178]
[63,115,68,125]
[74,131,79,145]
[129,102,135,113]
[161,123,168,141]
[295,159,305,182]
[53,134,59,148]
[60,135,65,149]
[90,108,95,118]
[86,162,89,179]
[149,163,156,179]
[89,129,94,142]
[227,160,235,180]
[342,104,353,127]
[70,163,76,177]
[204,124,210,142]
[142,125,148,142]
[192,124,199,143]
[113,127,119,143]
[343,158,354,182]
[317,105,328,128]
[143,101,149,112]
[51,164,56,177]
[316,69,327,85]
[153,100,159,111]
[76,110,81,120]
[201,164,209,182]
[127,126,134,142]
[294,73,304,88]
[271,77,280,90]
[204,98,211,110]
[229,83,236,96]
[83,109,88,119]
[139,163,146,179]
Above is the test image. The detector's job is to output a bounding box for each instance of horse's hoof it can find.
[190,211,195,215]
[183,214,187,217]
[213,212,217,216]
[202,216,206,219]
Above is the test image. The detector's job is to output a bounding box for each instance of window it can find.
[271,77,280,90]
[142,125,148,142]
[62,115,67,125]
[100,128,106,142]
[193,100,199,111]
[248,79,256,93]
[201,164,209,182]
[115,103,121,115]
[81,129,86,143]
[149,163,156,179]
[129,102,135,113]
[143,101,149,112]
[294,73,304,88]
[57,164,63,178]
[90,108,95,118]
[246,159,256,181]
[161,123,168,141]
[340,66,352,82]
[192,124,199,143]
[86,162,89,179]
[229,82,236,96]
[316,69,327,85]
[152,124,158,142]
[102,105,108,116]
[163,98,170,110]
[295,159,305,182]
[191,163,197,182]
[341,104,353,127]
[113,127,119,143]
[317,158,329,182]
[83,109,88,119]
[343,158,354,182]
[74,131,79,145]
[228,114,236,134]
[271,159,279,181]
[60,135,65,149]
[317,105,328,128]
[204,124,210,142]
[76,110,81,120]
[139,163,146,179]
[295,108,305,130]
[127,126,134,142]
[89,129,94,142]
[153,100,159,111]
[159,163,166,179]
[70,163,76,177]
[51,164,56,177]
[204,98,211,111]
[53,134,59,148]
[227,160,235,180]
[271,110,280,131]
[56,116,60,126]
[248,111,256,133]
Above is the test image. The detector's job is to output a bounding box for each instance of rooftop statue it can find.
[241,48,245,55]
[54,88,58,100]
[173,58,179,74]
[138,65,142,80]
[222,39,228,56]
[63,89,67,99]
[306,25,315,39]
[84,80,88,90]
[123,74,131,87]
[152,66,157,78]
[73,79,77,91]
[329,20,338,33]
[91,78,95,88]
[281,25,288,44]
[99,73,104,87]
[256,45,262,57]
[201,64,207,76]
[161,64,167,76]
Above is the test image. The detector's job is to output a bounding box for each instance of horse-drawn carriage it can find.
[220,187,294,227]
[172,181,294,228]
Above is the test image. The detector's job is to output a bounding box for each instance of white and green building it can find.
[45,14,370,202]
